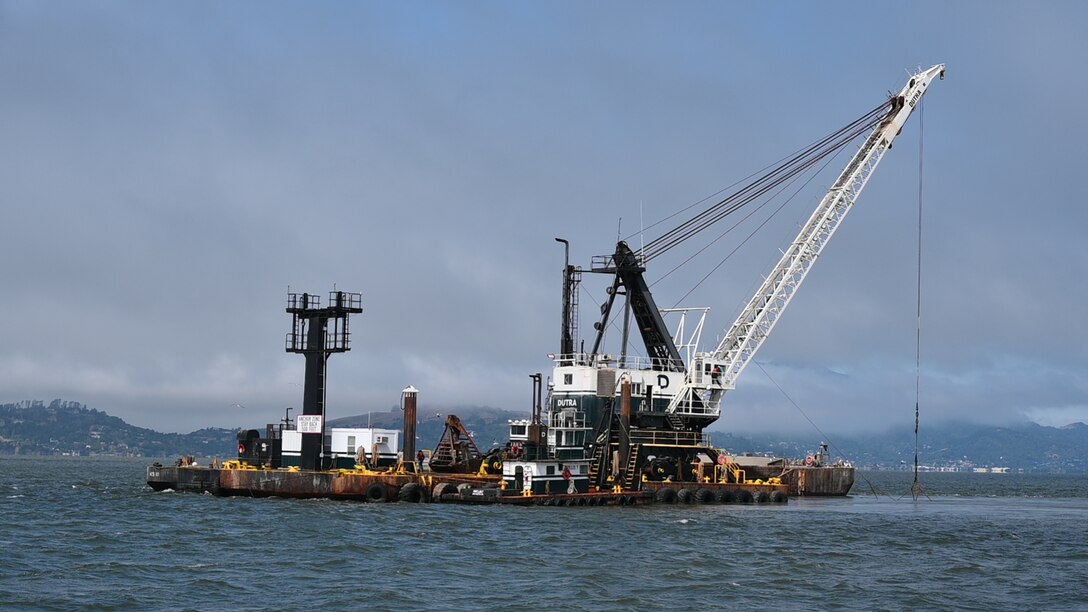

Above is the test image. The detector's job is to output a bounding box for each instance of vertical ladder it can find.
[621,443,641,488]
[570,268,581,352]
[587,443,606,488]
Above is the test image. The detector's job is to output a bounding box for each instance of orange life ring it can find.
[805,455,815,466]
[510,443,523,459]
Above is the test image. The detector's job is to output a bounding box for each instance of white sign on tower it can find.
[296,415,323,434]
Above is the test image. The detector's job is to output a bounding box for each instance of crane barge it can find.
[149,64,943,505]
[499,64,945,502]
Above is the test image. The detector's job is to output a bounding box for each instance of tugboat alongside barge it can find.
[148,65,943,506]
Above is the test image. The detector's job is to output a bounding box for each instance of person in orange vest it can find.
[562,464,575,494]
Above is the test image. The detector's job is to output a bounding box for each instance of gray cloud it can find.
[1,2,1084,435]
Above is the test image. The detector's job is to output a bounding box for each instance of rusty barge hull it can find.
[147,465,499,501]
[217,469,413,500]
[734,464,855,496]
[148,465,791,505]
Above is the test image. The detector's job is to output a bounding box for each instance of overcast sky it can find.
[2,1,1085,436]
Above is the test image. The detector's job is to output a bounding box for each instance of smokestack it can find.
[620,376,632,426]
[619,376,631,469]
[402,386,418,467]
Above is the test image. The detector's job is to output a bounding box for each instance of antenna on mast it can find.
[640,200,645,262]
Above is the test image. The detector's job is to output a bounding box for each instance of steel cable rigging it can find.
[640,100,894,264]
[588,99,899,361]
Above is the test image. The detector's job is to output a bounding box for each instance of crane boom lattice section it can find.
[662,64,944,424]
[715,137,888,388]
[713,65,944,390]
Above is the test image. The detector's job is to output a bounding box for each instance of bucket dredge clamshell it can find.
[427,415,504,475]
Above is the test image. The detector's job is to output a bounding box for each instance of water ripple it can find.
[0,458,1085,610]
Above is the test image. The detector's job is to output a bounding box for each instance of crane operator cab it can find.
[690,356,727,389]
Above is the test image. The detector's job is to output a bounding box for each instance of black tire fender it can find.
[397,482,423,503]
[654,487,678,504]
[431,482,456,501]
[365,482,388,503]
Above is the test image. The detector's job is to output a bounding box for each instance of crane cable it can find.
[745,99,931,502]
[641,100,893,263]
[643,101,888,258]
[912,100,928,502]
[625,102,888,245]
[589,98,901,369]
[752,112,925,500]
[659,139,848,307]
[643,115,877,261]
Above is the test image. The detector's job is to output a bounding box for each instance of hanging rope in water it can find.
[912,100,927,503]
[754,361,890,498]
[639,100,894,263]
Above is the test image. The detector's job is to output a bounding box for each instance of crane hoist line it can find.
[572,64,945,432]
[642,99,894,263]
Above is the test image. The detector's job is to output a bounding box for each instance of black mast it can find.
[555,238,580,362]
[286,290,363,471]
[589,241,684,371]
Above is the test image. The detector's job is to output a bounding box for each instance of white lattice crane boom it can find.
[666,64,944,420]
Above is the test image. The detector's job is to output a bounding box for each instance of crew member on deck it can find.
[563,465,575,494]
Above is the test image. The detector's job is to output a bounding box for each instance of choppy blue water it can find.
[1,457,1085,610]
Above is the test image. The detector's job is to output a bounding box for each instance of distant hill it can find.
[4,400,1085,472]
[708,421,1088,473]
[336,406,1088,473]
[0,399,517,459]
[0,400,237,458]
